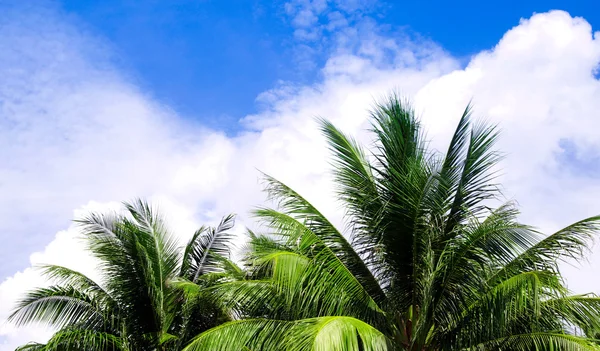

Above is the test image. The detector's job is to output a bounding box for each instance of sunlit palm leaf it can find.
[184,317,390,351]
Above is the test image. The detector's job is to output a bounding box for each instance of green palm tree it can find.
[185,95,600,351]
[9,200,239,351]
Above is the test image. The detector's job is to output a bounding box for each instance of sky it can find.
[1,0,600,349]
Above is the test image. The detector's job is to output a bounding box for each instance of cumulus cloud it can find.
[283,0,388,70]
[1,3,600,350]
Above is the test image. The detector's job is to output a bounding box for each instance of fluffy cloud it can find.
[1,4,600,350]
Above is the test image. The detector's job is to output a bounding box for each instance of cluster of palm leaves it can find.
[9,201,239,351]
[10,95,600,350]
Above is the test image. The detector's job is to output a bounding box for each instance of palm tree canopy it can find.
[11,95,600,351]
[10,200,237,351]
[187,95,600,351]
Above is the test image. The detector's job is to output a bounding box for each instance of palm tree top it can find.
[186,95,600,351]
[10,199,238,351]
[10,95,600,351]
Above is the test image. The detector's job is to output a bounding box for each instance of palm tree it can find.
[185,95,600,351]
[9,200,238,351]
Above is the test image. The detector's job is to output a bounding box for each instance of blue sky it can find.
[2,0,600,348]
[58,0,600,132]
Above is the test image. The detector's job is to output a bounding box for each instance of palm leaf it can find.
[253,209,384,321]
[443,119,501,237]
[491,215,600,283]
[182,214,236,282]
[260,172,385,302]
[318,119,386,281]
[184,317,389,351]
[475,332,599,351]
[31,329,124,351]
[8,286,105,329]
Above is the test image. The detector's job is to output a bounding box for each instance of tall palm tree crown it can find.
[10,200,237,351]
[186,95,600,351]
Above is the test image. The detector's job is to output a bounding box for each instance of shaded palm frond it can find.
[491,216,600,283]
[474,332,599,351]
[28,329,124,351]
[182,214,236,282]
[8,285,106,329]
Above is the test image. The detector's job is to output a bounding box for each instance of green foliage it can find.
[192,95,600,350]
[184,317,390,351]
[12,94,600,351]
[10,200,237,351]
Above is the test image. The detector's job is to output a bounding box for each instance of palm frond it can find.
[180,225,208,277]
[37,265,114,305]
[541,295,600,336]
[260,172,385,302]
[428,105,472,227]
[182,214,236,282]
[443,119,501,237]
[33,329,124,351]
[206,279,279,319]
[15,342,48,351]
[363,96,441,309]
[253,209,384,322]
[441,270,565,348]
[184,317,389,351]
[77,200,183,347]
[318,119,387,282]
[475,332,599,351]
[428,203,534,321]
[125,198,181,290]
[8,285,105,329]
[491,216,600,283]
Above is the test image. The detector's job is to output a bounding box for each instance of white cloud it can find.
[1,4,600,350]
[284,0,386,69]
[415,11,600,228]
